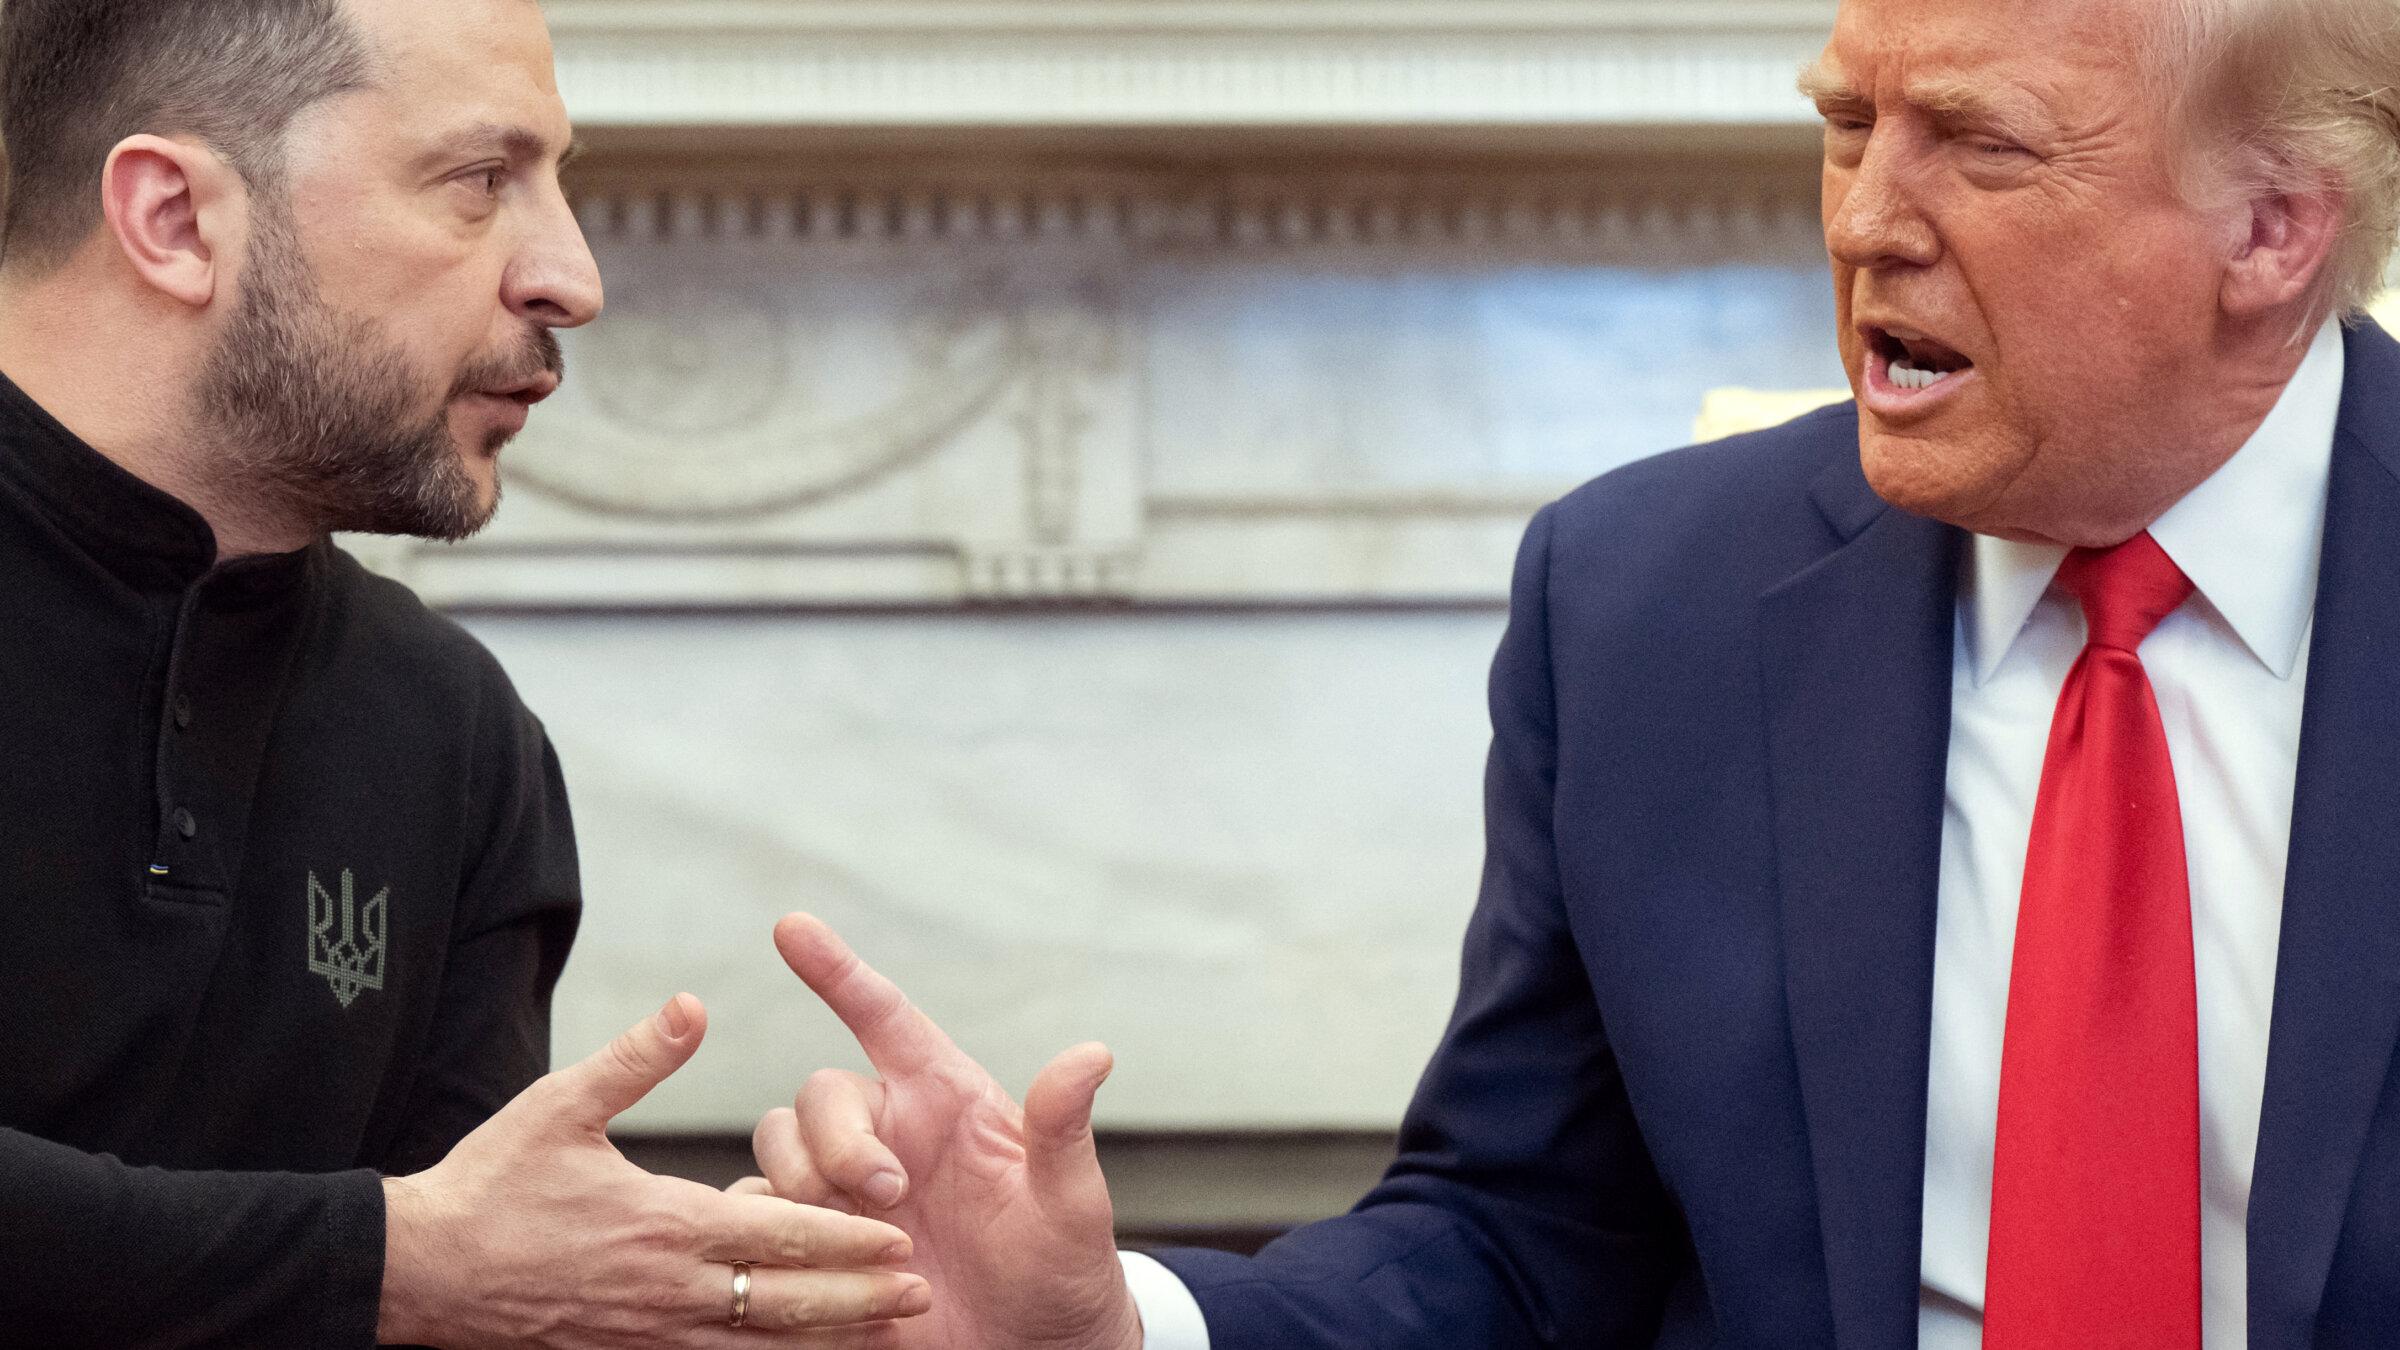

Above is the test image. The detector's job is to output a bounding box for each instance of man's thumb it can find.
[548,993,706,1130]
[1023,1042,1113,1194]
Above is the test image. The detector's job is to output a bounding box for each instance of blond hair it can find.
[2152,0,2400,325]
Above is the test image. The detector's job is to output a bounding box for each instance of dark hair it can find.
[0,0,370,271]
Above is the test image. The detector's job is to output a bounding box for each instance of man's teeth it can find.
[1890,359,1947,391]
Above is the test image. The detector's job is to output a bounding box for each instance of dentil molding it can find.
[562,160,1828,257]
[545,0,1839,131]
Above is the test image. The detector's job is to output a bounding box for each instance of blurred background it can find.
[360,0,1854,1250]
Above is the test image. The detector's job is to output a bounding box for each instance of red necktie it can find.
[1984,532,2201,1349]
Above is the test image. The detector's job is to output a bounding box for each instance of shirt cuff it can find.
[1119,1249,1210,1350]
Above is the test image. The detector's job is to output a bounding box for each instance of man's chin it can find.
[1858,430,2015,530]
[449,478,503,541]
[447,438,507,529]
[354,470,500,544]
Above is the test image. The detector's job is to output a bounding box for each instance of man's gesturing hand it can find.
[378,993,933,1348]
[752,915,1145,1350]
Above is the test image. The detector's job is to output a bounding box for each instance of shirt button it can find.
[172,808,197,840]
[172,695,193,730]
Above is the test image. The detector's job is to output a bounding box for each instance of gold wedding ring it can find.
[729,1261,753,1329]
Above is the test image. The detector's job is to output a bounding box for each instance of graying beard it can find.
[194,215,493,542]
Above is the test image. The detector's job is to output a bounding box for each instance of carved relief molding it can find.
[352,152,1834,610]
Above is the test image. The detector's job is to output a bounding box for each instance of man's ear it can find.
[99,134,245,310]
[2220,185,2345,319]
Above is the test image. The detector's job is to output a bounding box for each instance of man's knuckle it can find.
[630,1277,684,1317]
[602,1036,653,1082]
[630,1202,697,1255]
[786,1280,847,1328]
[753,1112,796,1160]
[781,1213,825,1262]
[828,1137,885,1176]
[802,1068,863,1106]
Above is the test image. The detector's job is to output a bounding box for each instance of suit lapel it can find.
[2249,322,2400,1350]
[1760,456,1961,1350]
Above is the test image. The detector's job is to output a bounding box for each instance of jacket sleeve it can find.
[368,690,581,1177]
[0,1127,385,1348]
[1152,505,1694,1349]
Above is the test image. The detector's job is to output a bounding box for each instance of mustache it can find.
[448,324,564,400]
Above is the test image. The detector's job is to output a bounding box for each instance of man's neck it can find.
[0,268,313,559]
[1959,312,2327,550]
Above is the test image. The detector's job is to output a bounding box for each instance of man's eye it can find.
[459,167,504,198]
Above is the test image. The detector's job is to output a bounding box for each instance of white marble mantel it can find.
[546,0,1839,131]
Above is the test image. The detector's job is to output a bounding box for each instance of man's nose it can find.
[1825,130,1940,273]
[503,185,605,329]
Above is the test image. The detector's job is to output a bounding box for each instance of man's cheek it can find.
[1836,330,1868,381]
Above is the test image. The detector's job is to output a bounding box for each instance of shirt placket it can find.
[146,583,219,894]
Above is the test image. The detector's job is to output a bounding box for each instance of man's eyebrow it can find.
[423,122,564,168]
[1796,61,2053,140]
[1902,78,2054,139]
[1798,59,1862,107]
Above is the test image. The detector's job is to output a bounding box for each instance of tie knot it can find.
[2054,532,2194,653]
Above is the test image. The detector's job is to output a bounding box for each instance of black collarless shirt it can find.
[0,374,581,1347]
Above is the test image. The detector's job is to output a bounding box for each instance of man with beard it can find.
[0,0,935,1346]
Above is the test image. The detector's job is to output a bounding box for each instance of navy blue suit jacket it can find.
[1155,321,2400,1349]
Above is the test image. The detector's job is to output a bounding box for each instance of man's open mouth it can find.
[1870,326,1974,391]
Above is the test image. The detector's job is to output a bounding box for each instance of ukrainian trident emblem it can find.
[306,870,388,1008]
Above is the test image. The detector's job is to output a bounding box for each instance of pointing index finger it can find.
[775,914,962,1080]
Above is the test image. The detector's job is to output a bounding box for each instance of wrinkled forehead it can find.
[1818,0,2165,118]
[320,0,571,162]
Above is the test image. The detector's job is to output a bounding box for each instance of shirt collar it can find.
[1965,316,2344,686]
[0,367,219,588]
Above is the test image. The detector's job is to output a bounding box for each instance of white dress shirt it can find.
[1921,317,2342,1349]
[1127,320,2346,1350]
[1123,1249,1212,1349]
